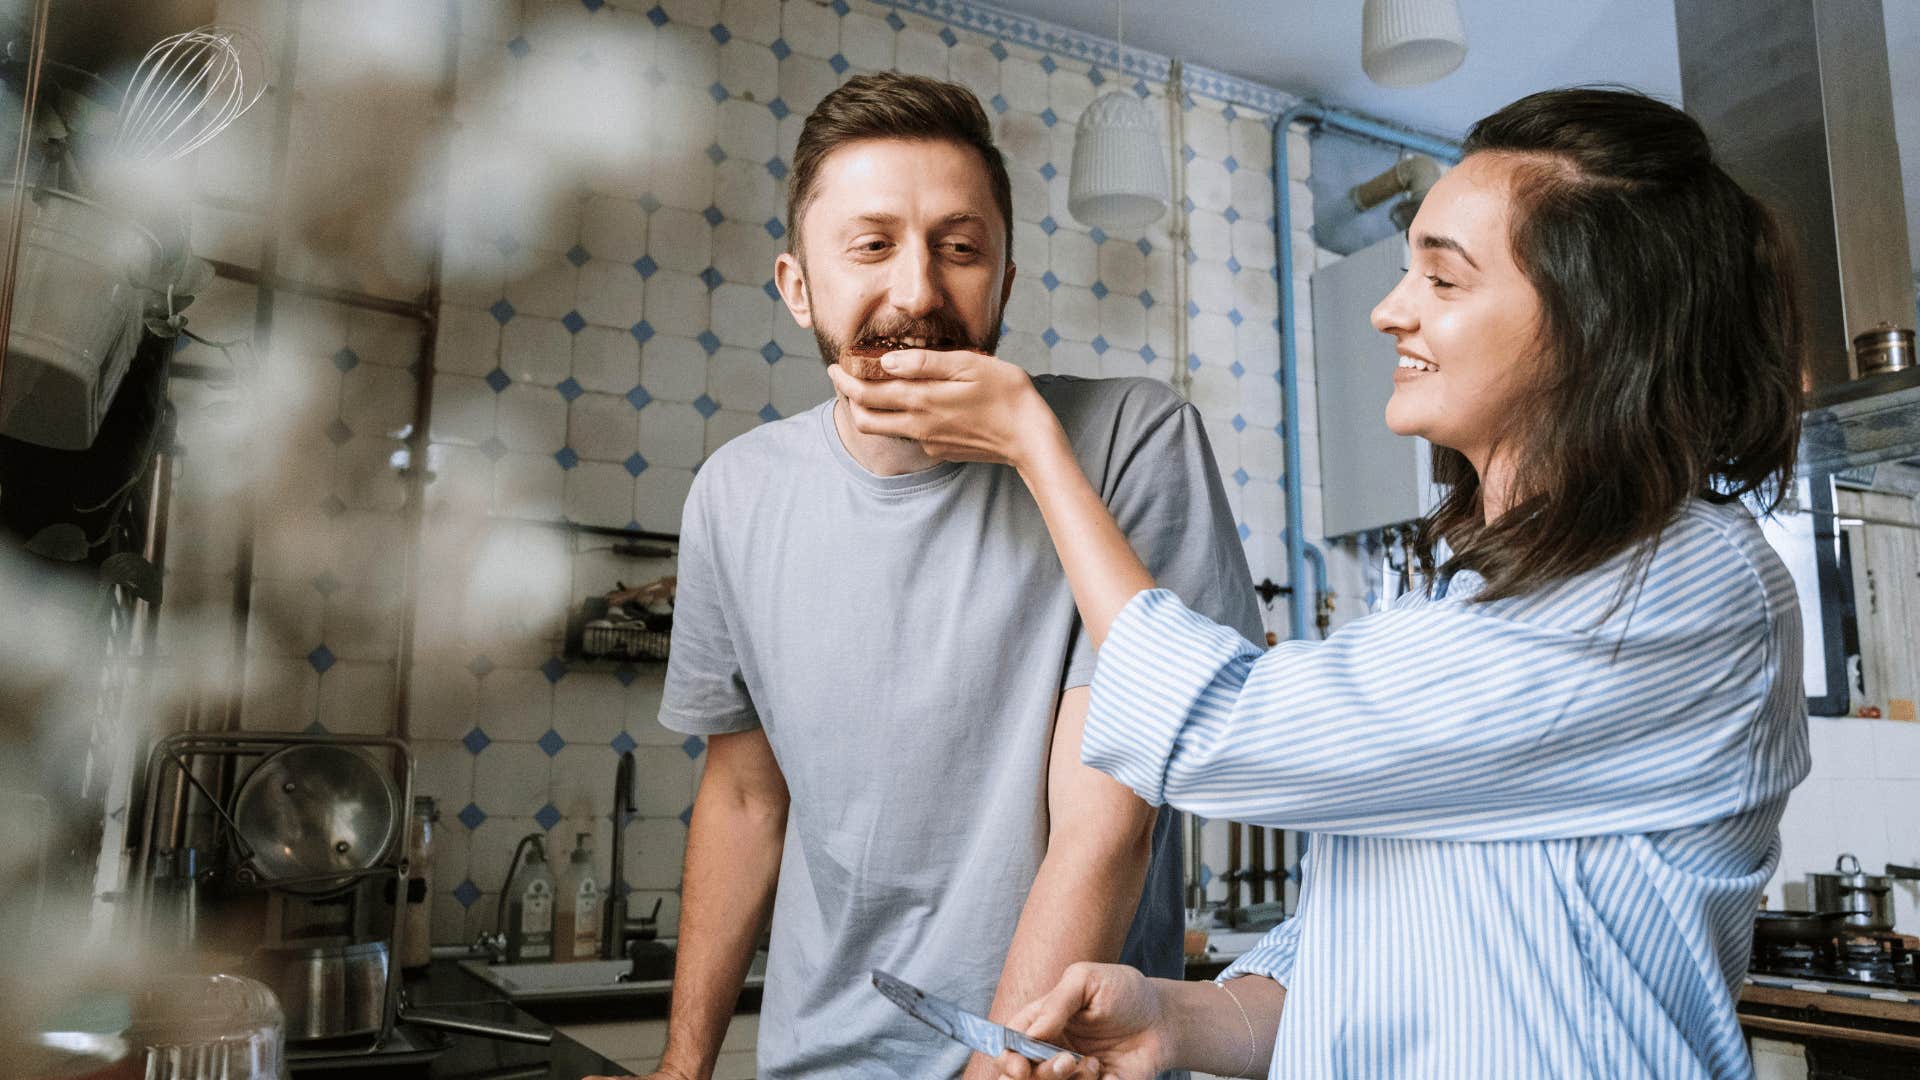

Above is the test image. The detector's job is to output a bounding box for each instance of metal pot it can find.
[1809,853,1895,932]
[253,939,389,1041]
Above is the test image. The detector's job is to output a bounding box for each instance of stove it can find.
[1749,933,1920,992]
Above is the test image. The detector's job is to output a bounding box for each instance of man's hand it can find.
[825,349,1063,469]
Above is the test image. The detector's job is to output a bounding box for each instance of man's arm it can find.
[964,685,1158,1079]
[651,729,789,1080]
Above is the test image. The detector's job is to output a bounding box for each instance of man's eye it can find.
[859,240,890,253]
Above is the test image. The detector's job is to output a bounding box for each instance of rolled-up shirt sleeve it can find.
[1218,918,1301,989]
[1083,529,1796,842]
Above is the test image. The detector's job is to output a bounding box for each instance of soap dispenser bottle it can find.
[504,836,556,962]
[555,832,602,962]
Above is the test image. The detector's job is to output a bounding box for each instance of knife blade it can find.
[871,970,1082,1065]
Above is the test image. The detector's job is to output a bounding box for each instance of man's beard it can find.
[810,288,1003,380]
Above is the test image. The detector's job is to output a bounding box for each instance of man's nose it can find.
[886,241,941,319]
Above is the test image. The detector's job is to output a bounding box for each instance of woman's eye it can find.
[1425,274,1455,290]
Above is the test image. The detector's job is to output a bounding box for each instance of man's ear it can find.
[774,251,813,329]
[1001,259,1016,312]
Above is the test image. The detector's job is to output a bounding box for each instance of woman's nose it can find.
[1371,274,1416,337]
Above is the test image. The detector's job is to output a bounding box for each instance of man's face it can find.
[773,138,1015,379]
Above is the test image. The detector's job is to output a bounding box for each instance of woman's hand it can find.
[992,962,1172,1080]
[824,349,1065,470]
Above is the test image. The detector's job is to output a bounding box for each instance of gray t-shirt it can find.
[661,375,1261,1078]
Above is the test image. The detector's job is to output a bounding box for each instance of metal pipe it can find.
[0,0,52,408]
[1271,103,1459,640]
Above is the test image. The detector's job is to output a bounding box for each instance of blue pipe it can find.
[1270,103,1460,640]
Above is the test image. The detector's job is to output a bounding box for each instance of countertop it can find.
[286,960,627,1079]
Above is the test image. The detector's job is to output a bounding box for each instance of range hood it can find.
[1674,0,1919,474]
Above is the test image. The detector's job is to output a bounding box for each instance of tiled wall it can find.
[155,0,1319,947]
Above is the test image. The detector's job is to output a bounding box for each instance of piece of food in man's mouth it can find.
[842,341,895,380]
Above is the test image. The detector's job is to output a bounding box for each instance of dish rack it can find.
[565,594,671,662]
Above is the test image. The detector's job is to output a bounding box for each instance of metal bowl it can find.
[231,744,399,893]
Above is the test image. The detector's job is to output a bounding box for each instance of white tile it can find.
[317,660,397,735]
[1048,67,1095,117]
[1051,340,1100,378]
[719,0,779,44]
[778,52,839,115]
[574,259,646,331]
[576,193,652,263]
[708,347,771,411]
[1808,716,1879,781]
[1049,228,1098,286]
[565,460,637,528]
[634,466,697,534]
[504,250,578,321]
[624,670,674,737]
[495,383,569,452]
[650,206,714,275]
[771,307,819,361]
[479,668,555,742]
[712,220,783,286]
[249,579,324,658]
[660,0,718,26]
[780,0,838,59]
[1234,270,1279,321]
[1001,57,1048,113]
[771,356,831,417]
[949,42,998,102]
[641,336,713,402]
[716,99,776,162]
[1189,210,1232,266]
[626,814,691,886]
[1050,284,1099,342]
[555,673,629,747]
[493,451,563,520]
[1190,312,1236,360]
[1185,101,1232,160]
[1098,292,1146,351]
[710,283,774,349]
[637,402,710,470]
[1230,166,1274,218]
[569,391,640,463]
[325,583,404,660]
[894,28,946,79]
[550,742,617,821]
[1003,274,1048,335]
[430,374,496,446]
[643,271,711,338]
[714,157,777,223]
[704,409,760,456]
[1097,242,1148,295]
[412,662,482,742]
[1233,218,1277,270]
[839,11,893,71]
[412,738,476,813]
[1005,158,1048,224]
[436,305,504,377]
[655,23,718,85]
[1869,719,1920,780]
[998,330,1046,375]
[500,315,575,386]
[572,325,642,396]
[243,656,320,733]
[1190,261,1234,315]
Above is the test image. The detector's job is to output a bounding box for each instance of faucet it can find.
[604,751,636,958]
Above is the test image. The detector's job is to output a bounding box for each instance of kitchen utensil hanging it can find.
[112,25,268,162]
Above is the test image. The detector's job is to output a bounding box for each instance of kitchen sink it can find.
[459,946,767,1006]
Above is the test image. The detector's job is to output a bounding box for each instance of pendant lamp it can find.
[1361,0,1468,88]
[1067,1,1169,231]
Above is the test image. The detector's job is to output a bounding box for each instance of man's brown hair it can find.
[786,72,1013,264]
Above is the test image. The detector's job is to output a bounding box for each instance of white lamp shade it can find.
[1068,91,1170,230]
[1362,0,1468,88]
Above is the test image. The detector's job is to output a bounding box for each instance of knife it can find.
[871,970,1083,1065]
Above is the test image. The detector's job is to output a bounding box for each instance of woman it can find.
[826,88,1810,1079]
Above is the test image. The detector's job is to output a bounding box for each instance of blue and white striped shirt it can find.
[1083,499,1810,1078]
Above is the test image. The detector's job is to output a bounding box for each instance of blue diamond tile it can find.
[1040,54,1057,74]
[1090,335,1109,355]
[706,142,726,165]
[645,3,667,26]
[453,878,482,907]
[625,384,652,410]
[1181,195,1196,214]
[1039,215,1057,236]
[760,340,783,363]
[311,570,340,596]
[710,22,730,43]
[1222,103,1239,123]
[615,664,639,686]
[1188,353,1202,372]
[693,394,719,418]
[1136,237,1153,256]
[1090,227,1108,245]
[325,418,352,446]
[1227,256,1242,274]
[938,27,957,46]
[886,11,905,30]
[1225,207,1240,224]
[1199,863,1213,888]
[990,94,1008,113]
[624,452,648,477]
[537,658,568,686]
[538,729,566,757]
[566,243,591,267]
[462,727,492,754]
[489,298,515,324]
[1041,327,1060,348]
[307,644,335,674]
[829,53,849,75]
[1223,155,1239,174]
[1140,290,1156,309]
[303,720,330,737]
[1186,246,1199,265]
[1088,65,1105,86]
[1230,360,1246,379]
[639,193,662,213]
[553,447,578,470]
[762,279,781,301]
[990,41,1008,61]
[1187,299,1201,319]
[1134,78,1151,98]
[682,735,706,759]
[320,494,347,518]
[629,320,654,346]
[678,805,694,827]
[467,654,495,677]
[1228,308,1244,326]
[1181,144,1196,163]
[506,35,531,58]
[534,803,562,831]
[633,254,657,278]
[484,367,511,394]
[758,404,781,423]
[1091,281,1109,300]
[770,37,791,60]
[1039,161,1057,182]
[1232,414,1247,432]
[1041,270,1059,291]
[1233,467,1250,486]
[1040,107,1057,127]
[557,376,584,401]
[610,730,638,754]
[708,81,728,104]
[457,802,486,830]
[768,97,790,120]
[702,205,724,227]
[1139,344,1157,363]
[331,346,359,372]
[766,157,788,180]
[562,310,587,334]
[700,266,724,290]
[831,0,849,14]
[696,330,721,355]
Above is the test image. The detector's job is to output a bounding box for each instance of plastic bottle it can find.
[401,796,437,969]
[553,831,603,962]
[503,837,556,963]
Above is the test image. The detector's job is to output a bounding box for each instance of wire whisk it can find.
[111,25,268,162]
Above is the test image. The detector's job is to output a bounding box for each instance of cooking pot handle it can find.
[1886,864,1920,880]
[1838,852,1863,874]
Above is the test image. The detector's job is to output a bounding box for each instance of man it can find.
[635,73,1260,1079]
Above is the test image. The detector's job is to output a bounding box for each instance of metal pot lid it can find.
[232,744,398,892]
[1812,852,1890,890]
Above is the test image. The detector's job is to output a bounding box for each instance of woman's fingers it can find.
[1020,964,1097,1043]
[994,1051,1036,1079]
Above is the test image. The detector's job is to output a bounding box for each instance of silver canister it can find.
[1854,323,1915,376]
[253,939,390,1042]
[1809,852,1896,932]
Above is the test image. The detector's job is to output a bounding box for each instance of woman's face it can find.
[1371,152,1544,473]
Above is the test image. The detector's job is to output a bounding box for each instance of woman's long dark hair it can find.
[1413,87,1807,602]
